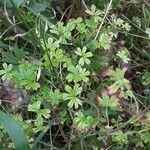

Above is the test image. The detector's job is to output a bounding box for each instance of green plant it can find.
[28,101,50,119]
[12,62,40,90]
[0,110,29,150]
[74,111,94,131]
[116,48,130,64]
[0,1,150,149]
[0,63,13,80]
[112,130,128,145]
[142,71,150,86]
[66,65,90,83]
[141,125,150,144]
[109,68,131,93]
[63,84,82,109]
[75,46,93,66]
[98,95,119,110]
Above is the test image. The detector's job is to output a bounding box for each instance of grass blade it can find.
[0,110,29,150]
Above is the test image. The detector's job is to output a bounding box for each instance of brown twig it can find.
[131,61,150,69]
[94,0,113,40]
[143,0,150,7]
[66,0,76,23]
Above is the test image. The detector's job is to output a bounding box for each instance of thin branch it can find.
[94,0,113,40]
[143,0,150,7]
[59,5,72,22]
[82,0,89,10]
[66,0,76,23]
[105,107,109,126]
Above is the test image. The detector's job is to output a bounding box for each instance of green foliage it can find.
[28,101,50,119]
[0,0,26,8]
[66,65,90,83]
[50,22,75,43]
[112,130,128,145]
[142,71,150,86]
[12,62,40,90]
[0,110,29,150]
[117,48,130,64]
[99,95,119,110]
[41,87,62,106]
[110,68,131,92]
[41,37,59,51]
[29,1,50,13]
[0,63,13,80]
[0,1,149,149]
[114,18,131,31]
[63,84,82,109]
[44,48,65,68]
[74,111,94,131]
[99,33,112,50]
[2,45,27,65]
[28,101,50,133]
[75,46,93,66]
[141,126,150,144]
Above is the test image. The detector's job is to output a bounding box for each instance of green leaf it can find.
[50,22,74,43]
[32,119,55,149]
[141,126,150,144]
[116,48,130,63]
[12,62,40,90]
[99,33,112,50]
[76,47,93,66]
[142,71,150,86]
[0,63,13,80]
[66,65,90,83]
[0,110,29,150]
[28,101,41,112]
[141,132,150,144]
[112,130,128,145]
[0,0,26,8]
[42,87,62,106]
[2,52,19,65]
[29,1,50,13]
[44,48,65,68]
[74,111,94,131]
[2,45,27,65]
[109,68,131,93]
[33,116,47,133]
[28,101,50,119]
[63,84,82,109]
[41,37,59,50]
[99,95,119,110]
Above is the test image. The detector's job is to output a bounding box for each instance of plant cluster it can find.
[0,0,150,149]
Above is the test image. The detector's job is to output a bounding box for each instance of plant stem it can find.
[94,0,113,40]
[105,107,109,126]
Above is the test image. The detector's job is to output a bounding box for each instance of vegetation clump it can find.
[0,0,150,149]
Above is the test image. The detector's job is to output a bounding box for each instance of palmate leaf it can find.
[74,112,94,131]
[66,65,90,83]
[2,45,27,65]
[0,110,29,150]
[2,52,19,65]
[99,95,119,110]
[12,62,40,90]
[75,47,93,66]
[63,84,82,109]
[99,33,112,50]
[141,132,150,144]
[112,130,128,145]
